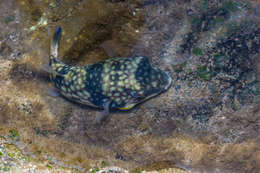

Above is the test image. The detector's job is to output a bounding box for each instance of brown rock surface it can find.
[0,0,259,172]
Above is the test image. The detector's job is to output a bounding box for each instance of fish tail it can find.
[50,27,62,61]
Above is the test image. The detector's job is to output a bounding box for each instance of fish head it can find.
[118,57,172,110]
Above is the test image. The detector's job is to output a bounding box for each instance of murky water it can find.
[0,0,259,172]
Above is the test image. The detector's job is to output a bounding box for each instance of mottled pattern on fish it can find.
[49,27,172,111]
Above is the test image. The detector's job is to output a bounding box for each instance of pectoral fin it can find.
[95,101,111,124]
[49,88,60,97]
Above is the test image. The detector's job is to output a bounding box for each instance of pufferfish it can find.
[46,27,172,123]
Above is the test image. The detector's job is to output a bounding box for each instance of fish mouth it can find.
[163,71,172,91]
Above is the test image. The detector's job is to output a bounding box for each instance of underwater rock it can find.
[0,0,259,172]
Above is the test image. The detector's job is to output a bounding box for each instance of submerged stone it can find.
[0,0,259,172]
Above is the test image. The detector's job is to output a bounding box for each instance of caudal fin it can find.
[50,27,62,60]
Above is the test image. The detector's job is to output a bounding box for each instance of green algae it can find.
[221,1,240,12]
[172,62,187,73]
[213,53,227,69]
[192,47,203,56]
[197,65,212,81]
[5,16,15,24]
[46,163,52,168]
[225,21,240,36]
[22,155,30,162]
[184,1,242,53]
[251,81,260,96]
[34,150,42,155]
[133,168,142,173]
[101,160,109,167]
[0,135,82,172]
[72,169,80,173]
[185,3,260,112]
[189,0,243,35]
[8,129,20,142]
[200,0,208,11]
[0,164,11,172]
[209,83,217,93]
[254,95,260,104]
[231,98,241,111]
[189,16,202,30]
[88,167,100,173]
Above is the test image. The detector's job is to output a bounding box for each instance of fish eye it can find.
[111,102,116,108]
[131,91,137,98]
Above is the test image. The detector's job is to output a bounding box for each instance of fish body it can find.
[49,27,172,112]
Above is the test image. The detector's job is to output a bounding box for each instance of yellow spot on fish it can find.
[61,86,67,92]
[152,81,157,87]
[80,84,85,88]
[76,85,81,90]
[103,83,108,91]
[57,67,63,72]
[135,84,141,90]
[118,88,123,92]
[65,76,72,82]
[119,74,127,80]
[133,63,138,68]
[118,81,124,86]
[72,93,78,98]
[127,65,132,69]
[70,86,75,91]
[83,91,90,96]
[114,93,120,97]
[125,84,130,88]
[119,103,135,110]
[111,76,115,80]
[104,67,109,73]
[78,78,82,85]
[130,69,136,73]
[130,80,135,85]
[104,75,109,82]
[77,92,84,97]
[66,38,71,43]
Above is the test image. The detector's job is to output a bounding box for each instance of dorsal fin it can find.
[50,27,62,61]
